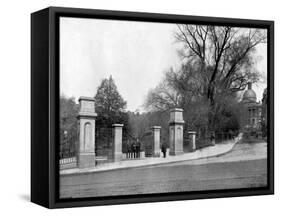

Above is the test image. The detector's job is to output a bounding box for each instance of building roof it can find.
[242,82,257,103]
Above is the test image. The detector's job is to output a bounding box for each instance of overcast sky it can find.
[60,17,267,112]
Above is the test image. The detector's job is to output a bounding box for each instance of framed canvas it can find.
[31,6,274,208]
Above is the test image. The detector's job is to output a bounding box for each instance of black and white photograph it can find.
[1,0,280,213]
[58,17,269,199]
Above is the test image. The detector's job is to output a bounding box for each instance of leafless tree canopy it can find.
[145,64,205,111]
[144,24,266,133]
[174,24,266,105]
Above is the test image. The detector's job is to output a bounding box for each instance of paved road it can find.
[60,143,267,198]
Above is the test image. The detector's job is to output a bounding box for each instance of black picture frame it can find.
[31,6,274,209]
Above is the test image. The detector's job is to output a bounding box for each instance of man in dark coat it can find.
[161,143,167,158]
[132,142,137,158]
[210,132,215,146]
[136,139,141,158]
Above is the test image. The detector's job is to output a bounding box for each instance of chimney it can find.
[248,82,252,90]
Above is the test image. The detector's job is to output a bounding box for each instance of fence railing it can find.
[59,157,76,165]
[59,156,77,169]
[122,151,145,160]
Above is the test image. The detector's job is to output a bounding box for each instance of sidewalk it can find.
[60,134,242,175]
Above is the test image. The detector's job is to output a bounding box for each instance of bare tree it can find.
[144,68,182,111]
[145,25,266,134]
[175,25,266,106]
[144,63,208,111]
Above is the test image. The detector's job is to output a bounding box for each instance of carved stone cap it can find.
[78,113,97,119]
[170,108,183,112]
[78,96,97,118]
[112,124,124,127]
[78,96,95,102]
[169,108,185,124]
[151,126,161,130]
[188,131,196,134]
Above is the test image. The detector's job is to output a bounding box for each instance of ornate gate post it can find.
[77,97,97,168]
[151,126,161,157]
[169,108,184,156]
[112,124,123,162]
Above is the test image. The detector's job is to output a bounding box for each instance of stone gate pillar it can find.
[188,131,196,152]
[77,97,97,168]
[169,108,185,156]
[112,124,123,162]
[151,126,161,157]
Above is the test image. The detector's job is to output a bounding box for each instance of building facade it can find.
[240,83,262,137]
[261,88,268,137]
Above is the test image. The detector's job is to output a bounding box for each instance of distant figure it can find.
[129,143,134,158]
[161,143,167,158]
[210,133,215,146]
[132,142,137,158]
[127,143,131,158]
[136,139,141,158]
[229,130,234,140]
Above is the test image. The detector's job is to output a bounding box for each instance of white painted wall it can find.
[0,0,279,215]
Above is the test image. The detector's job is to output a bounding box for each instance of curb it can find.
[61,138,240,176]
[145,141,239,169]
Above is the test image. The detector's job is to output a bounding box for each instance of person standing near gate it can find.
[161,143,167,158]
[129,143,133,158]
[210,132,215,146]
[136,139,141,158]
[132,142,137,158]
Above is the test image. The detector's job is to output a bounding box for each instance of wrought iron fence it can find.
[59,131,77,159]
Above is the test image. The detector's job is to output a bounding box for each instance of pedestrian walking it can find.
[136,139,141,158]
[161,143,167,158]
[210,132,215,146]
[132,142,137,158]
